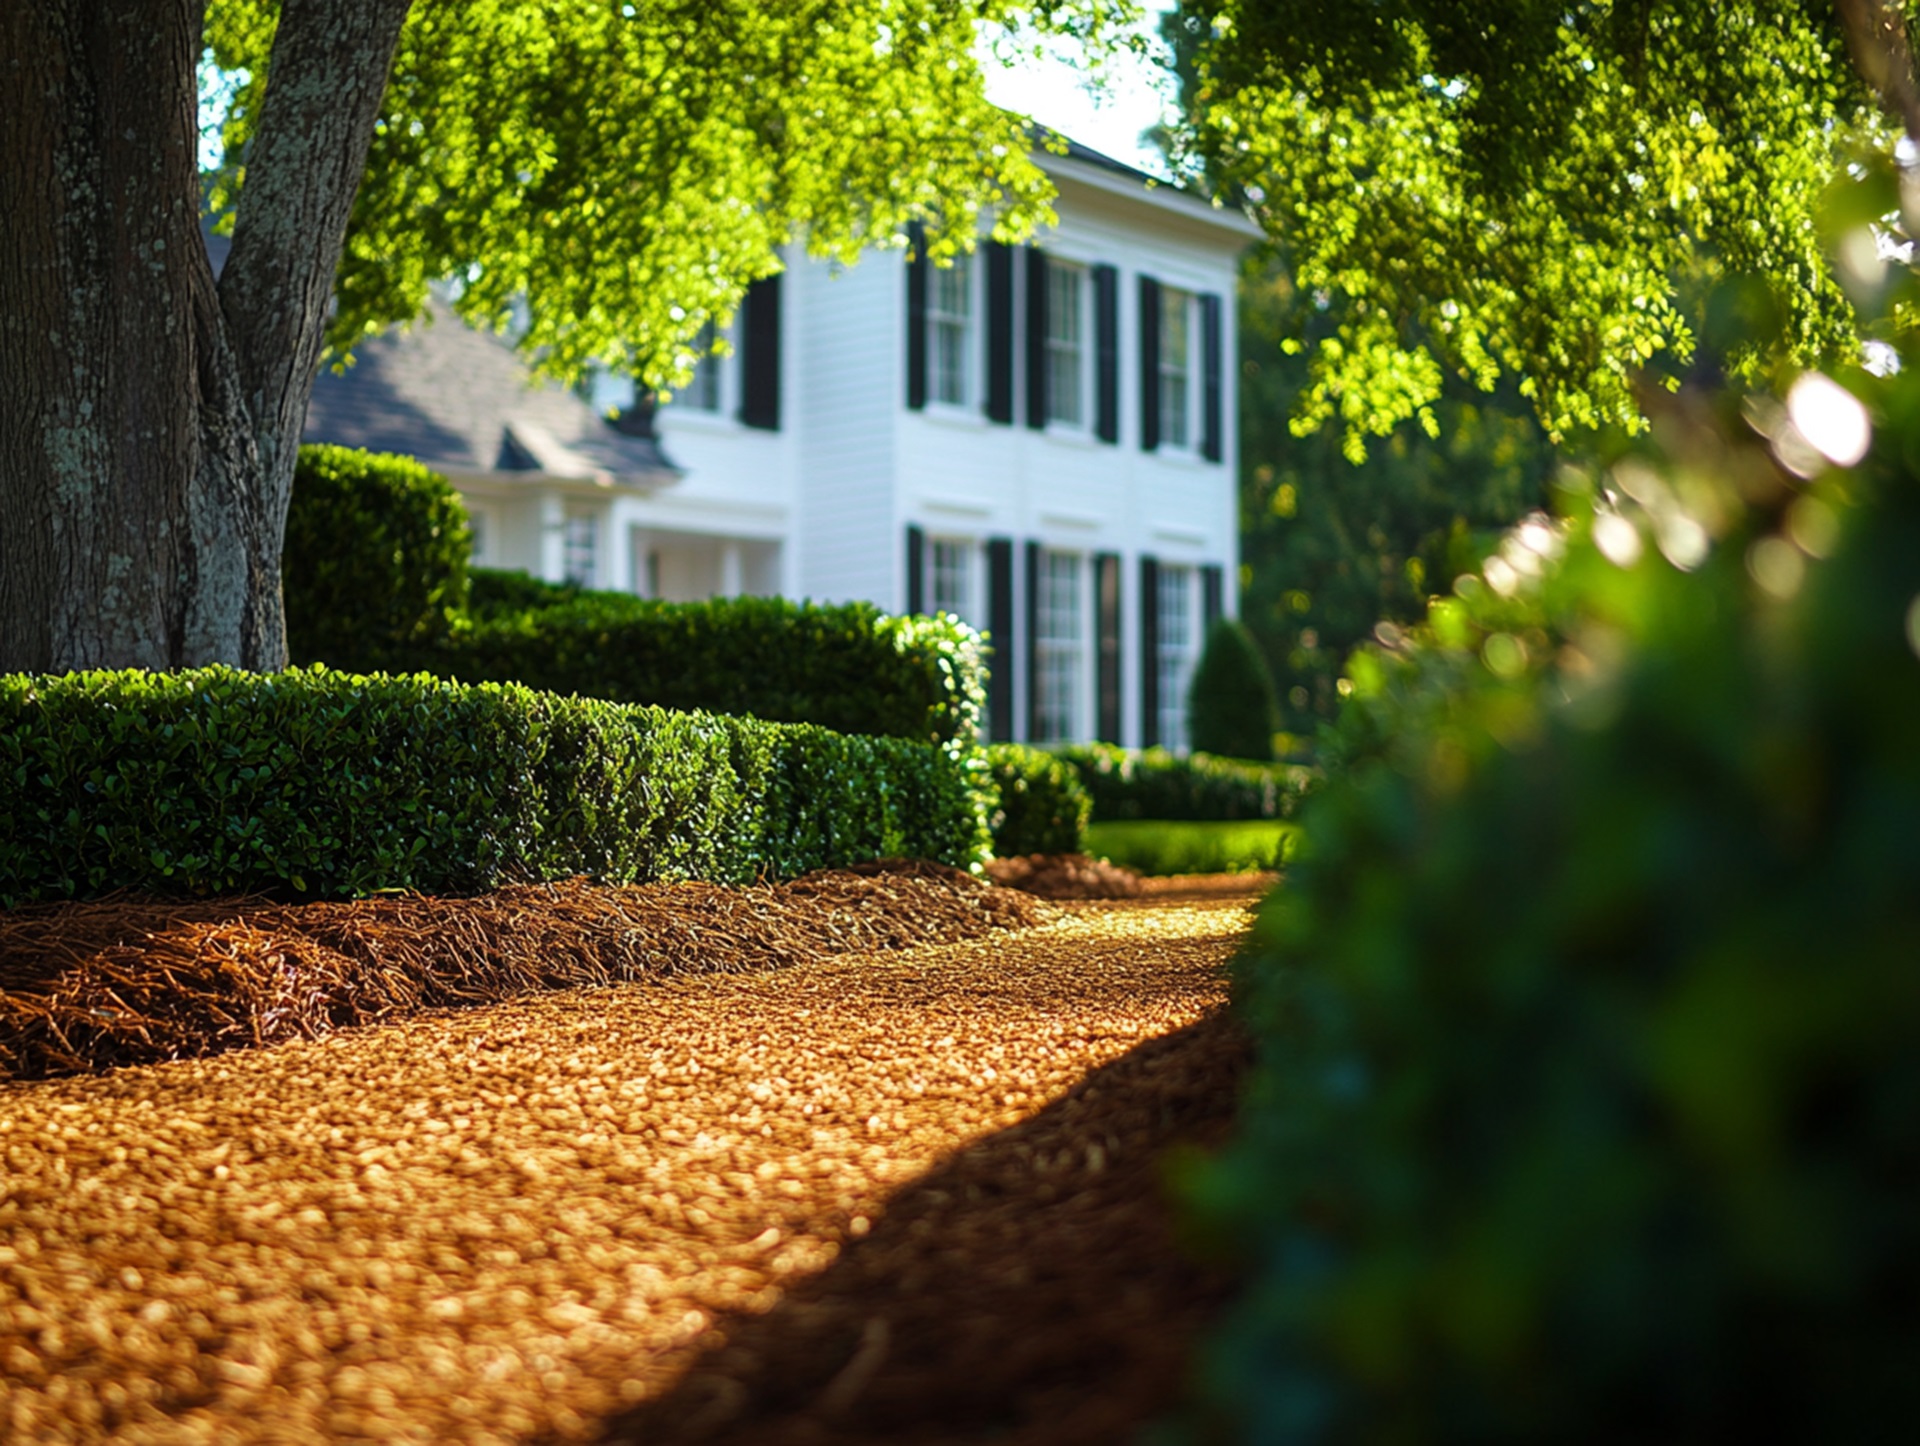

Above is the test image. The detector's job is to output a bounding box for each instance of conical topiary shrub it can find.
[1187,618,1279,761]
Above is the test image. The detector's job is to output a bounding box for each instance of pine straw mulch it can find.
[0,861,1050,1083]
[986,852,1281,905]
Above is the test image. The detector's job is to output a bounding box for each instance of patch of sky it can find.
[197,52,249,173]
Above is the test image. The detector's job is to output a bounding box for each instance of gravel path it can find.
[0,895,1255,1444]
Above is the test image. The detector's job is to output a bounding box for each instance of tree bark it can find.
[0,0,411,673]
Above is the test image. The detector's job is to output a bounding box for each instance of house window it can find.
[930,538,974,624]
[1045,259,1086,427]
[1157,564,1196,751]
[563,513,598,587]
[466,507,491,566]
[1035,549,1084,742]
[1160,287,1192,450]
[686,320,723,412]
[930,255,972,407]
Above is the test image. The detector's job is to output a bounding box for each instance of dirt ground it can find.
[0,893,1258,1444]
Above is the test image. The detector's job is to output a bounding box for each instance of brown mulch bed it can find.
[0,896,1250,1444]
[0,862,1049,1082]
[986,852,1280,905]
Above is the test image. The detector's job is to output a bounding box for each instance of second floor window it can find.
[930,255,972,406]
[1160,287,1192,450]
[686,320,723,412]
[1046,259,1085,427]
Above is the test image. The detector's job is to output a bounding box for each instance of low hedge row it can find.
[279,449,986,747]
[984,744,1092,856]
[0,668,990,906]
[1051,743,1312,823]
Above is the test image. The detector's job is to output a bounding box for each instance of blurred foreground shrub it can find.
[985,743,1091,856]
[1181,374,1920,1441]
[0,668,990,904]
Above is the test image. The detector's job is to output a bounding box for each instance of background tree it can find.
[1161,1,1899,450]
[1,0,1112,673]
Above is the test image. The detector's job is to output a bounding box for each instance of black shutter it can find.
[1025,247,1049,430]
[739,275,781,431]
[1201,292,1223,462]
[1093,264,1119,444]
[985,242,1015,425]
[1202,564,1224,633]
[987,537,1015,741]
[1025,540,1043,740]
[906,225,928,411]
[1139,555,1161,748]
[1095,552,1121,741]
[1138,274,1161,452]
[906,524,926,614]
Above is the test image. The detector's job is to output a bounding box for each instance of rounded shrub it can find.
[985,743,1092,856]
[283,444,471,669]
[1180,375,1920,1442]
[1189,618,1280,761]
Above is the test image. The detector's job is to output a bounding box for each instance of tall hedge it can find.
[283,446,471,668]
[1180,372,1920,1441]
[0,668,990,905]
[1188,618,1280,761]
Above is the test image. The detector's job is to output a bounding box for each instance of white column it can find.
[720,540,744,597]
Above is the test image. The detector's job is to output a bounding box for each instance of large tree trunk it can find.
[0,0,411,673]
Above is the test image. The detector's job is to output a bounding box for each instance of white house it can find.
[302,139,1257,749]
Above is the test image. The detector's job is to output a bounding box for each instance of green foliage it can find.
[1235,261,1557,734]
[1084,819,1297,877]
[1163,1,1881,444]
[202,1,1124,394]
[984,743,1091,857]
[423,585,986,747]
[1180,367,1920,1439]
[282,445,471,669]
[465,566,583,620]
[1051,742,1310,823]
[1188,619,1280,760]
[0,667,990,906]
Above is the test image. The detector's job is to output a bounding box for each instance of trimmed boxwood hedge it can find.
[0,667,991,906]
[984,743,1092,856]
[422,586,985,747]
[1051,742,1312,823]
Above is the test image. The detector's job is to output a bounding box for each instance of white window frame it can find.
[928,253,975,411]
[562,511,599,588]
[1157,563,1199,752]
[1159,286,1196,453]
[1034,548,1089,743]
[1045,258,1089,432]
[928,536,980,629]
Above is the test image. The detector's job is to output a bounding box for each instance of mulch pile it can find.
[0,861,1049,1082]
[984,853,1145,899]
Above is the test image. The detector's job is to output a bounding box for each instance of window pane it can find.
[1160,289,1191,448]
[1157,565,1194,752]
[930,255,971,406]
[564,515,598,588]
[1035,550,1083,742]
[1046,260,1083,426]
[931,539,973,622]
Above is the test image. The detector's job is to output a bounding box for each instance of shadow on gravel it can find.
[583,1012,1251,1446]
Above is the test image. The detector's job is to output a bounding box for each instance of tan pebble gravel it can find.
[0,898,1252,1444]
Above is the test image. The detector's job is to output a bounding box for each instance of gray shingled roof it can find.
[302,296,678,487]
[205,226,677,488]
